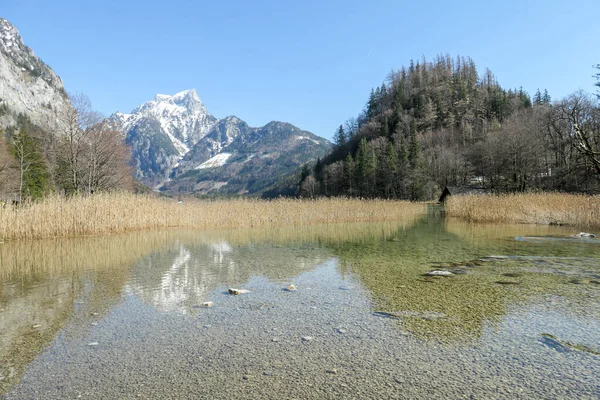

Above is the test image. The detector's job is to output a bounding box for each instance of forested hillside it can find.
[301,55,600,200]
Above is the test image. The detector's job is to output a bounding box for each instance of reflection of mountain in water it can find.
[124,241,332,314]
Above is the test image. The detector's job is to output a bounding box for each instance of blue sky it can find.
[3,0,600,140]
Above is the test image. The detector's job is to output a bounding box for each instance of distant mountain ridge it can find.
[110,91,331,195]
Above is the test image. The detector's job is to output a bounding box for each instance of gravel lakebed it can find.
[3,258,599,399]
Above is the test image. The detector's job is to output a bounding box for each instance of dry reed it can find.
[445,193,600,229]
[0,193,426,240]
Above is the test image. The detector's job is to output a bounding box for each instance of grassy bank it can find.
[446,193,600,229]
[0,193,426,240]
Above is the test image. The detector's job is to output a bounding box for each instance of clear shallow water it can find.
[1,211,599,399]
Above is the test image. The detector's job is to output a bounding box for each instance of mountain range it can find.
[109,90,331,195]
[0,17,331,196]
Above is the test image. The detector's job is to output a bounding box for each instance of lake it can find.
[1,208,599,399]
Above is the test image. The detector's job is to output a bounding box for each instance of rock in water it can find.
[228,288,250,295]
[574,232,596,238]
[425,270,454,277]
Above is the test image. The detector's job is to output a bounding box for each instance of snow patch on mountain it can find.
[195,153,232,169]
[295,135,321,145]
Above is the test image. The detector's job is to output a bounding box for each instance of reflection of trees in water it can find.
[0,277,76,394]
[0,231,175,395]
[334,214,600,341]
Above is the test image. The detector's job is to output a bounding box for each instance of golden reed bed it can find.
[0,193,426,240]
[445,193,600,229]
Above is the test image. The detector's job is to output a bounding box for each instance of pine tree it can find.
[312,157,322,183]
[9,126,50,200]
[396,137,409,198]
[366,141,378,197]
[542,89,551,104]
[385,141,398,197]
[344,153,355,195]
[334,125,347,147]
[367,88,377,119]
[356,138,378,197]
[381,117,389,138]
[534,89,542,105]
[408,121,425,200]
[408,121,420,169]
[299,163,310,190]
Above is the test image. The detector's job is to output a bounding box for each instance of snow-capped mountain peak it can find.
[135,88,209,125]
[111,88,217,157]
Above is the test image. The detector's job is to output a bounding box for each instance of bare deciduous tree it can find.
[84,123,133,194]
[55,93,133,194]
[555,92,600,179]
[0,131,19,198]
[300,175,319,198]
[55,94,99,193]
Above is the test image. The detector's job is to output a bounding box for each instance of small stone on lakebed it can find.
[228,288,250,295]
[574,232,595,238]
[425,270,454,277]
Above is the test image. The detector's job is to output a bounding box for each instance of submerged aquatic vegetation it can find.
[541,333,600,356]
[335,216,600,341]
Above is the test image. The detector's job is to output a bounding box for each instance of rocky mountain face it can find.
[110,89,217,186]
[111,91,331,195]
[0,18,72,133]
